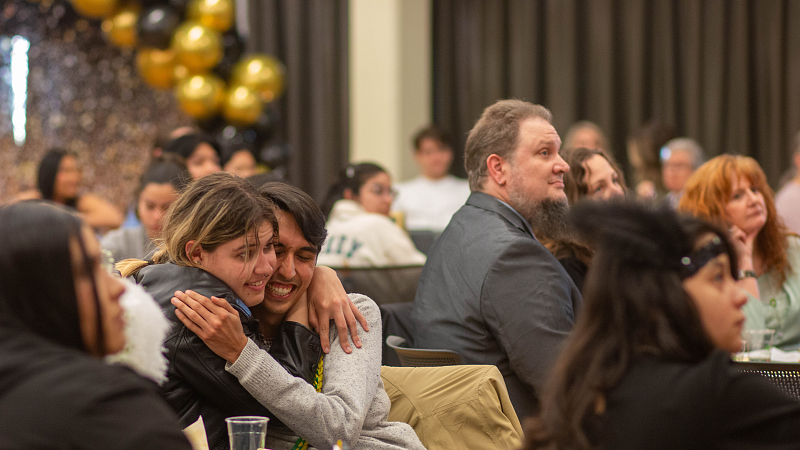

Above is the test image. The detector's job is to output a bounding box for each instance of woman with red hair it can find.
[679,154,799,349]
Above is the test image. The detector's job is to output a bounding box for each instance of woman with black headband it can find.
[524,201,800,450]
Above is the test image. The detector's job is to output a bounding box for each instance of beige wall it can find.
[349,0,431,182]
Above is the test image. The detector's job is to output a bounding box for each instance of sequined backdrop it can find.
[0,0,192,209]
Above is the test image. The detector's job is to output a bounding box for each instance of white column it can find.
[349,0,431,181]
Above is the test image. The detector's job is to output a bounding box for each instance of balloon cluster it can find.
[67,0,286,132]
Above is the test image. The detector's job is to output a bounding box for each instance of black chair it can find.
[379,302,415,366]
[386,335,462,367]
[332,265,423,305]
[735,361,800,400]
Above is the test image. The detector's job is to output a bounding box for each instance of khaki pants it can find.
[381,365,524,450]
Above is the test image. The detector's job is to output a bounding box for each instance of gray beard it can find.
[509,193,570,241]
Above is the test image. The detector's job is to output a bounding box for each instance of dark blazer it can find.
[411,192,582,418]
[134,263,322,450]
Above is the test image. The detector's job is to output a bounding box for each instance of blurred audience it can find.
[661,137,705,208]
[319,163,426,267]
[524,200,800,450]
[16,148,125,231]
[101,156,190,263]
[563,120,610,155]
[776,131,800,234]
[392,125,470,232]
[539,147,627,291]
[0,201,190,450]
[679,155,800,349]
[222,145,258,179]
[162,132,222,180]
[627,121,676,199]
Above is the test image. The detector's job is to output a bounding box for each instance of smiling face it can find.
[192,223,276,307]
[138,182,179,240]
[724,176,767,237]
[353,171,394,216]
[262,211,317,321]
[506,117,569,209]
[186,143,222,180]
[74,226,126,356]
[682,234,748,353]
[583,154,624,201]
[54,155,81,202]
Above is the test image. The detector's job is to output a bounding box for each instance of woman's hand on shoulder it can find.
[307,266,369,354]
[171,290,248,364]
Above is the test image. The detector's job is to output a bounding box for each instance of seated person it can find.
[102,155,189,263]
[660,137,704,208]
[0,201,190,450]
[17,148,125,231]
[318,163,426,267]
[412,100,582,419]
[392,125,470,232]
[171,182,425,450]
[776,131,800,234]
[163,132,222,180]
[117,173,366,450]
[679,155,800,348]
[222,145,258,179]
[540,147,627,291]
[525,200,800,449]
[563,120,610,155]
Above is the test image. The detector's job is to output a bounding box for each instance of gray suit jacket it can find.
[411,192,582,418]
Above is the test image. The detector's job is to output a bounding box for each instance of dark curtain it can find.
[433,0,800,187]
[245,0,349,202]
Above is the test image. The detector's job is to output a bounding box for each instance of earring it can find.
[194,260,200,264]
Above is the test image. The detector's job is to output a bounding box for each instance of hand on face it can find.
[724,177,767,238]
[75,227,127,356]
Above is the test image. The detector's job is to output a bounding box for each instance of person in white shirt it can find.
[392,126,470,232]
[319,163,426,268]
[776,132,800,235]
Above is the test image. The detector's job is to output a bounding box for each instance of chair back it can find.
[735,361,800,400]
[386,335,462,367]
[332,265,423,305]
[381,365,523,450]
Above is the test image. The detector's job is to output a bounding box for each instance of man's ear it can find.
[486,153,509,186]
[343,188,356,200]
[185,240,203,265]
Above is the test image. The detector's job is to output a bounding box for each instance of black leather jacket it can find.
[133,263,322,450]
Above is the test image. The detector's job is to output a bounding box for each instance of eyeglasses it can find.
[366,184,398,198]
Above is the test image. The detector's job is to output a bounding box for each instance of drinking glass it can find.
[225,416,269,450]
[743,329,775,362]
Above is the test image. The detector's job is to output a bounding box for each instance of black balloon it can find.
[251,105,280,145]
[138,6,181,49]
[214,31,247,80]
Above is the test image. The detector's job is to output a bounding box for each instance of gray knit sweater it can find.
[226,294,425,450]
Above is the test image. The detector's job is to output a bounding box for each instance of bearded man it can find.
[411,99,583,419]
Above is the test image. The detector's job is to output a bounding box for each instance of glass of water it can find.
[225,416,269,450]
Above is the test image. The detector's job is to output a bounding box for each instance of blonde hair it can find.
[117,173,277,277]
[678,154,790,284]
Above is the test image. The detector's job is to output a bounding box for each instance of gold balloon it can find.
[187,0,235,32]
[171,21,223,72]
[136,48,176,90]
[223,85,263,126]
[69,0,119,19]
[174,73,225,119]
[230,54,286,103]
[101,3,139,48]
[173,64,191,83]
